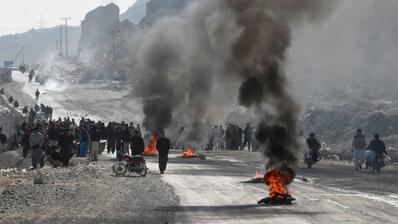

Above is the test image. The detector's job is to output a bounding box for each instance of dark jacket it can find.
[121,127,131,142]
[156,137,171,156]
[306,138,321,151]
[243,127,252,139]
[131,136,145,155]
[90,128,101,142]
[21,132,30,147]
[58,133,74,155]
[368,139,387,155]
[47,127,60,141]
[352,134,366,149]
[0,133,7,144]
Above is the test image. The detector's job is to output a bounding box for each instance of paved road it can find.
[146,153,398,224]
[11,71,398,223]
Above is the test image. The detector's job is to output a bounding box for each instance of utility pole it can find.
[59,25,63,57]
[61,17,71,57]
[22,53,25,65]
[110,30,120,62]
[53,40,60,52]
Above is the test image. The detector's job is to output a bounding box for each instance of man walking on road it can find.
[28,69,34,82]
[352,129,366,171]
[156,130,171,174]
[35,89,40,101]
[30,127,45,169]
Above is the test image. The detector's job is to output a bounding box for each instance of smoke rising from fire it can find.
[130,0,336,167]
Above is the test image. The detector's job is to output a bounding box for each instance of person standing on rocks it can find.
[156,130,171,174]
[29,127,45,169]
[352,129,367,171]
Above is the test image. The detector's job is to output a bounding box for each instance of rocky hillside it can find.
[139,0,191,26]
[120,0,150,24]
[0,27,80,66]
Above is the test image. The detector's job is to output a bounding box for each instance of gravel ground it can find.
[0,155,180,224]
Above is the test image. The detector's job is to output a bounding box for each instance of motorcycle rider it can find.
[367,134,388,172]
[306,133,321,164]
[156,130,171,174]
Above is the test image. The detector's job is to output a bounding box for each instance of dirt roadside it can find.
[0,155,181,224]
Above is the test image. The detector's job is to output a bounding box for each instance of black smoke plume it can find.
[130,0,336,165]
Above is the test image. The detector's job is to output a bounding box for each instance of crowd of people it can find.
[14,117,148,169]
[207,123,257,151]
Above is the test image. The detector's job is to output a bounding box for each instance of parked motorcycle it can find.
[112,154,148,177]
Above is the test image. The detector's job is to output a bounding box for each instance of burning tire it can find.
[112,162,128,176]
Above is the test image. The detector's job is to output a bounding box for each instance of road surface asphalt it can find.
[1,71,397,223]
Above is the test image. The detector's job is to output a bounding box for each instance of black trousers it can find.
[158,155,168,172]
[23,145,29,158]
[242,138,251,150]
[107,139,115,153]
[32,147,44,169]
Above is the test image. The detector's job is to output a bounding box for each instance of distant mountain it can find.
[120,0,150,24]
[0,27,80,66]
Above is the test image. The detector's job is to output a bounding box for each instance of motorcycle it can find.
[304,149,321,168]
[112,154,148,177]
[366,151,385,173]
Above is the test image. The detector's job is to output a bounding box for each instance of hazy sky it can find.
[0,0,137,36]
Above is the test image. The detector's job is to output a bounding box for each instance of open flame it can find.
[180,148,197,158]
[265,169,289,198]
[144,135,159,156]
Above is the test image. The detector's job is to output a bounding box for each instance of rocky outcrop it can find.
[140,0,191,26]
[78,3,122,54]
[78,3,134,79]
[120,0,150,25]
